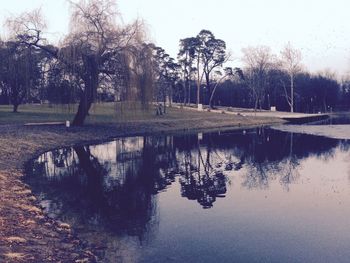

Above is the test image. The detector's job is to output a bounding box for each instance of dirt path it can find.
[0,114,283,262]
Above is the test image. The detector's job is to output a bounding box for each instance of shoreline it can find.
[0,115,284,262]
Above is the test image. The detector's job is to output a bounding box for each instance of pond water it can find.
[25,128,350,263]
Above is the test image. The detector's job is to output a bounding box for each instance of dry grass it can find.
[58,223,71,229]
[23,220,35,225]
[4,252,26,260]
[5,237,27,243]
[14,190,32,195]
[13,204,42,214]
[75,258,91,263]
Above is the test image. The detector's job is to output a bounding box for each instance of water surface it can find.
[26,128,350,263]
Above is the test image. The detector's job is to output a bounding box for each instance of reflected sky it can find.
[25,128,350,263]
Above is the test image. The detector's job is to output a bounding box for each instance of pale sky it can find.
[1,0,350,76]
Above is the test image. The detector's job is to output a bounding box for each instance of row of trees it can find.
[176,35,347,113]
[0,0,349,126]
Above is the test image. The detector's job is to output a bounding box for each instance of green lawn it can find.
[0,102,278,127]
[0,102,157,125]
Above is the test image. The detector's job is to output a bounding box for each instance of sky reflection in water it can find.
[26,128,350,263]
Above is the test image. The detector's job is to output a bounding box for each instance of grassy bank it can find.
[0,103,284,262]
[0,102,156,125]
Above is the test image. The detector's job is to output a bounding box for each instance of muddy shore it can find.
[0,113,283,262]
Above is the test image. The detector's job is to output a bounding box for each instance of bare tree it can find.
[242,46,275,111]
[208,67,243,108]
[0,41,43,112]
[129,43,156,111]
[62,0,146,125]
[6,0,147,125]
[280,42,302,113]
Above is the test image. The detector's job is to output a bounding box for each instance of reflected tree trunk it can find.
[73,145,104,192]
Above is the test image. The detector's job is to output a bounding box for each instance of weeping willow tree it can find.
[0,41,42,112]
[128,43,156,110]
[6,0,152,125]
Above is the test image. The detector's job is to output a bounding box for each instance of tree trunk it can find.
[290,74,294,113]
[209,81,219,108]
[72,91,93,125]
[74,146,104,194]
[188,80,191,105]
[183,74,190,105]
[209,88,216,109]
[163,89,167,114]
[13,103,19,113]
[254,96,258,112]
[169,85,173,107]
[72,55,98,126]
[205,72,211,106]
[183,78,187,105]
[196,54,201,107]
[209,75,227,109]
[196,80,200,107]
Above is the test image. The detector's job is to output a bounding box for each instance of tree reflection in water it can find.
[26,128,349,261]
